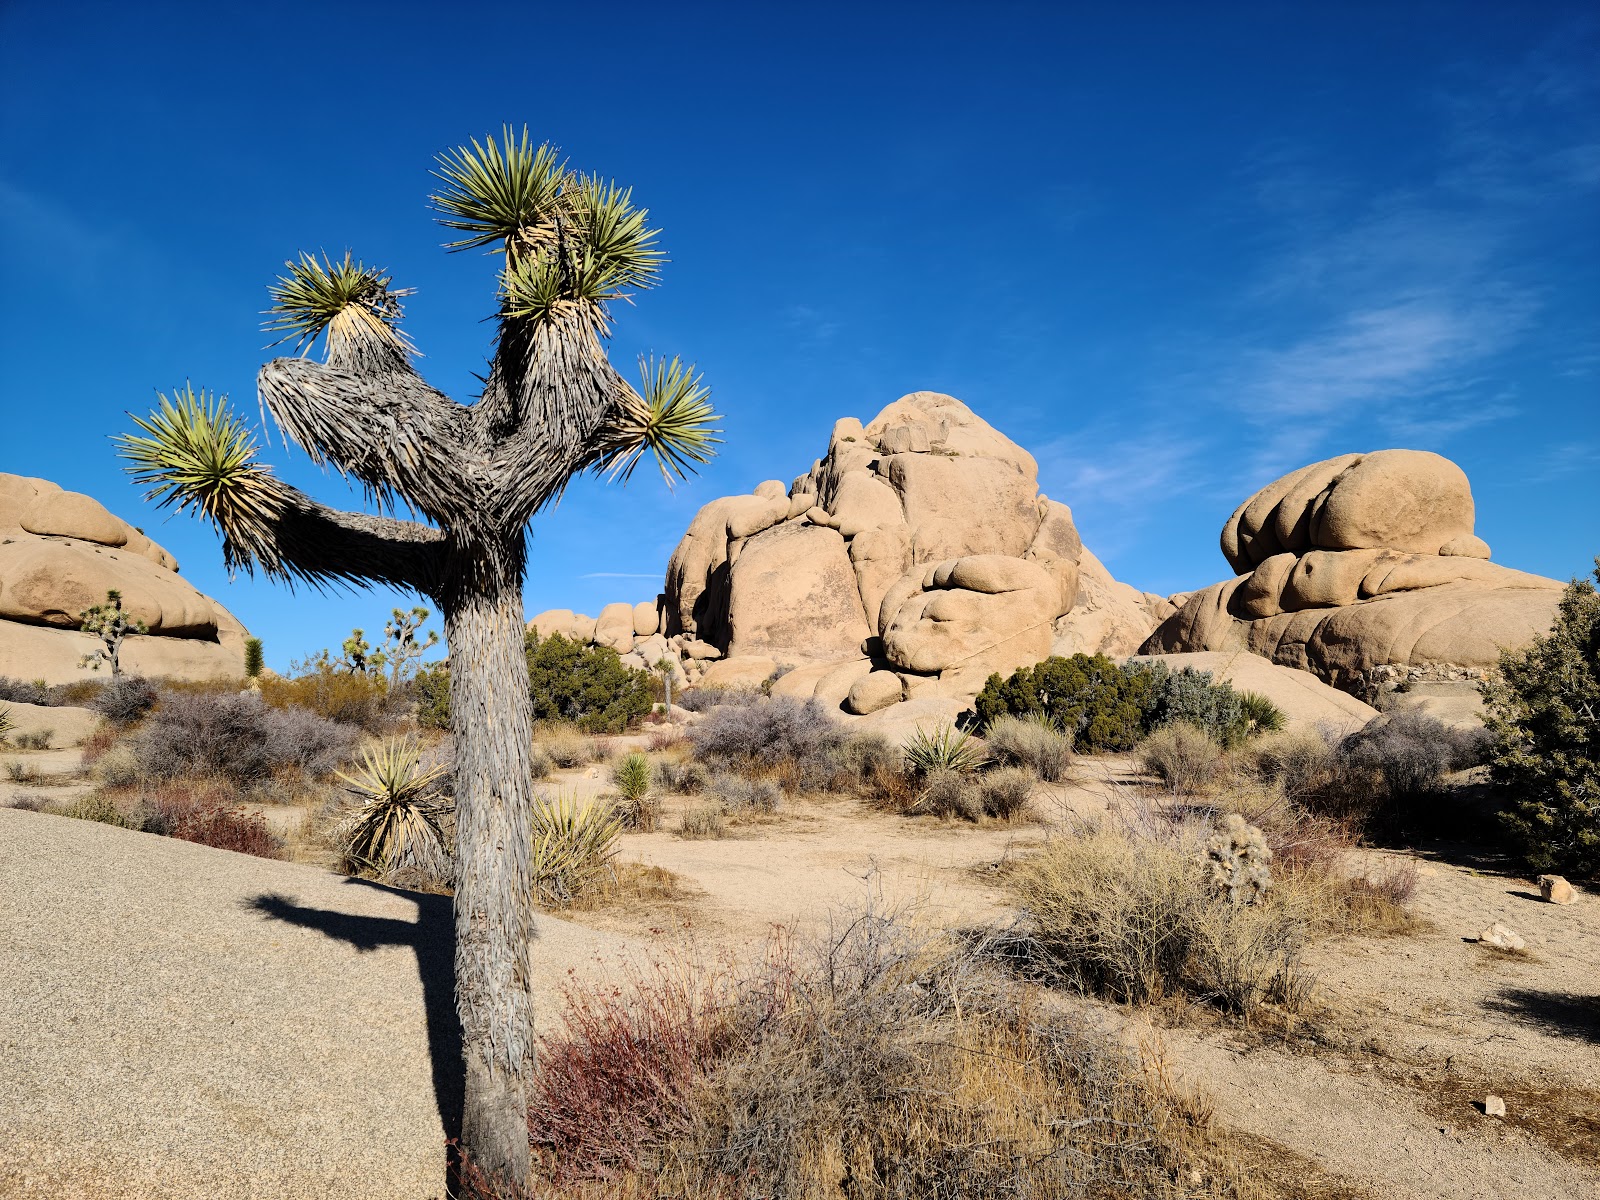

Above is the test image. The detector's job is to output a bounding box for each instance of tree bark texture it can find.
[442,549,537,1188]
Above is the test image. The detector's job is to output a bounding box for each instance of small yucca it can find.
[336,738,449,874]
[0,705,14,742]
[531,791,625,908]
[903,723,987,777]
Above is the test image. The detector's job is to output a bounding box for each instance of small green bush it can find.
[976,654,1155,753]
[1486,561,1600,878]
[413,662,451,730]
[978,655,1284,754]
[611,751,658,830]
[527,631,653,733]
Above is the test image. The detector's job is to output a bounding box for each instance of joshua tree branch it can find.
[258,356,484,526]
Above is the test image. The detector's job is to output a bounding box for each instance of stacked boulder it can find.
[1140,450,1564,692]
[653,392,1172,720]
[0,473,250,682]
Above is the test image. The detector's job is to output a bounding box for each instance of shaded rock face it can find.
[0,473,249,684]
[659,392,1171,711]
[1142,451,1562,690]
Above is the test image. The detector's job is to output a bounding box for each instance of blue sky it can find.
[2,1,1596,671]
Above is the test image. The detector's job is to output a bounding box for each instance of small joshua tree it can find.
[382,605,441,688]
[115,128,718,1190]
[79,590,147,677]
[655,654,678,709]
[339,627,381,676]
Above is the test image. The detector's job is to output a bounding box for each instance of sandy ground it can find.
[2,740,1596,1199]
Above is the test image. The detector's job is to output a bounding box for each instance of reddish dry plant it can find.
[137,778,286,859]
[78,723,121,767]
[525,958,758,1182]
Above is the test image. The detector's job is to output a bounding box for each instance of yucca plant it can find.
[0,705,14,743]
[530,791,625,908]
[114,126,720,1189]
[611,750,656,829]
[336,738,450,874]
[903,723,988,777]
[1238,691,1287,739]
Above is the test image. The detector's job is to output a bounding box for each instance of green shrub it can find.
[978,655,1284,754]
[243,637,265,679]
[1486,561,1600,878]
[413,662,451,730]
[334,738,450,875]
[62,793,140,829]
[526,631,653,733]
[976,654,1155,753]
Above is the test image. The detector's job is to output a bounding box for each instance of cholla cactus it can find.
[1206,813,1272,904]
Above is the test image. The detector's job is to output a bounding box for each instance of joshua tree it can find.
[339,627,380,676]
[382,604,441,688]
[115,128,719,1189]
[79,589,147,677]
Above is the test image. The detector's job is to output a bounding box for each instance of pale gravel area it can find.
[0,809,649,1200]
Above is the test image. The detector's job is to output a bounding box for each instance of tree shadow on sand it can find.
[1482,987,1600,1045]
[246,882,464,1145]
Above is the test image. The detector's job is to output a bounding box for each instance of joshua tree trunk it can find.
[442,552,537,1183]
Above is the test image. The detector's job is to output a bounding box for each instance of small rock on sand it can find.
[1483,1095,1506,1118]
[1537,874,1577,905]
[1478,922,1525,951]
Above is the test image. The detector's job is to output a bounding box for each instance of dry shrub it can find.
[646,727,684,752]
[61,792,141,829]
[259,666,399,733]
[527,909,1239,1198]
[1248,727,1336,806]
[657,757,707,795]
[140,780,286,858]
[914,768,983,821]
[984,715,1073,782]
[1140,723,1226,795]
[134,690,357,786]
[91,675,157,724]
[539,726,603,769]
[689,695,888,794]
[1007,823,1308,1014]
[704,772,782,815]
[78,722,121,767]
[678,803,728,840]
[979,766,1035,821]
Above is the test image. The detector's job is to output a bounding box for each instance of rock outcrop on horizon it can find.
[0,473,250,683]
[1140,451,1563,692]
[534,393,1174,726]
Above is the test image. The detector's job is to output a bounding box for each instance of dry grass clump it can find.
[521,906,1245,1199]
[677,802,727,840]
[983,714,1073,782]
[1141,723,1227,795]
[1006,820,1309,1016]
[538,725,606,769]
[259,665,400,733]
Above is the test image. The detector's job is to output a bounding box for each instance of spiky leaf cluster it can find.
[336,737,450,872]
[265,251,415,360]
[432,126,664,326]
[116,385,292,573]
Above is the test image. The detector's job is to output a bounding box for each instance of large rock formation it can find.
[0,474,250,683]
[653,392,1172,717]
[1141,451,1563,692]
